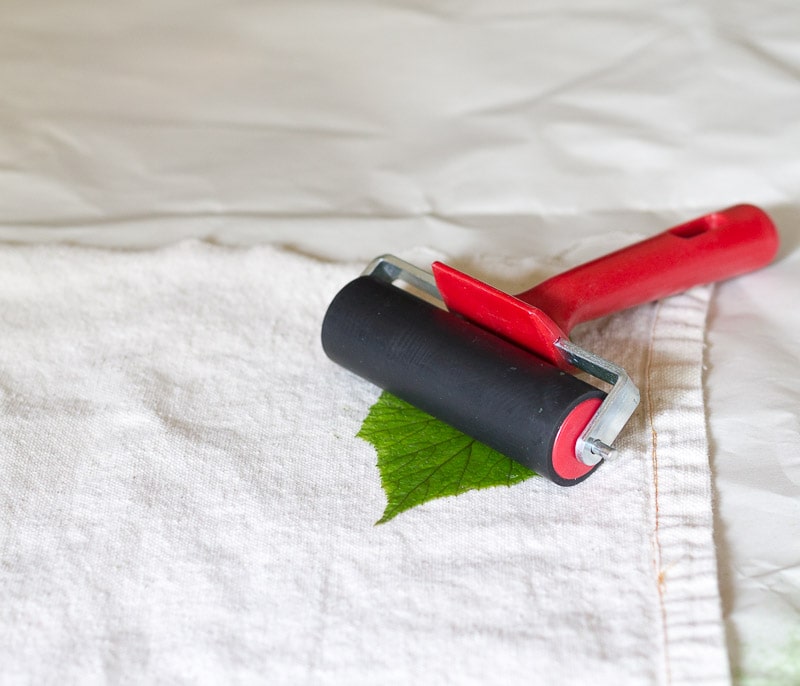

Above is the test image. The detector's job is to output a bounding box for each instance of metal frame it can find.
[362,254,640,467]
[554,339,639,465]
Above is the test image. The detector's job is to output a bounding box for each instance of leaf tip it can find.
[358,390,538,523]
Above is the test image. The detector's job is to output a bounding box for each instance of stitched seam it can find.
[645,299,671,686]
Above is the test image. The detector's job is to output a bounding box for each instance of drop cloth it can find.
[0,242,724,685]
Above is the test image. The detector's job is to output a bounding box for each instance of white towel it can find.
[0,242,728,685]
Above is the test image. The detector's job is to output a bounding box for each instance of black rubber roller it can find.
[321,276,607,485]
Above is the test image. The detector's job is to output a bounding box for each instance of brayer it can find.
[321,205,778,486]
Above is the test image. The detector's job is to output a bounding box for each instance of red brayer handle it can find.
[515,204,779,335]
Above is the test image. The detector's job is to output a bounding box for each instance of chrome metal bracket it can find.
[555,339,640,466]
[362,254,442,302]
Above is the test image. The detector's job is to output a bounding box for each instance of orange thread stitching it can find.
[645,300,671,686]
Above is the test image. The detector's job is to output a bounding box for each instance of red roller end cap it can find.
[551,397,604,481]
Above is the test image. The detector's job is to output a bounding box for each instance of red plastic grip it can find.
[515,204,779,334]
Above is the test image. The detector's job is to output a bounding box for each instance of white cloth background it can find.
[0,243,724,684]
[1,1,799,682]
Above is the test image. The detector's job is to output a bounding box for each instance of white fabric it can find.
[0,243,725,684]
[706,244,800,678]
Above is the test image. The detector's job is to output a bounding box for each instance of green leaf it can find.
[357,391,537,523]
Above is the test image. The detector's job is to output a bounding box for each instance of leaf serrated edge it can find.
[359,391,538,524]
